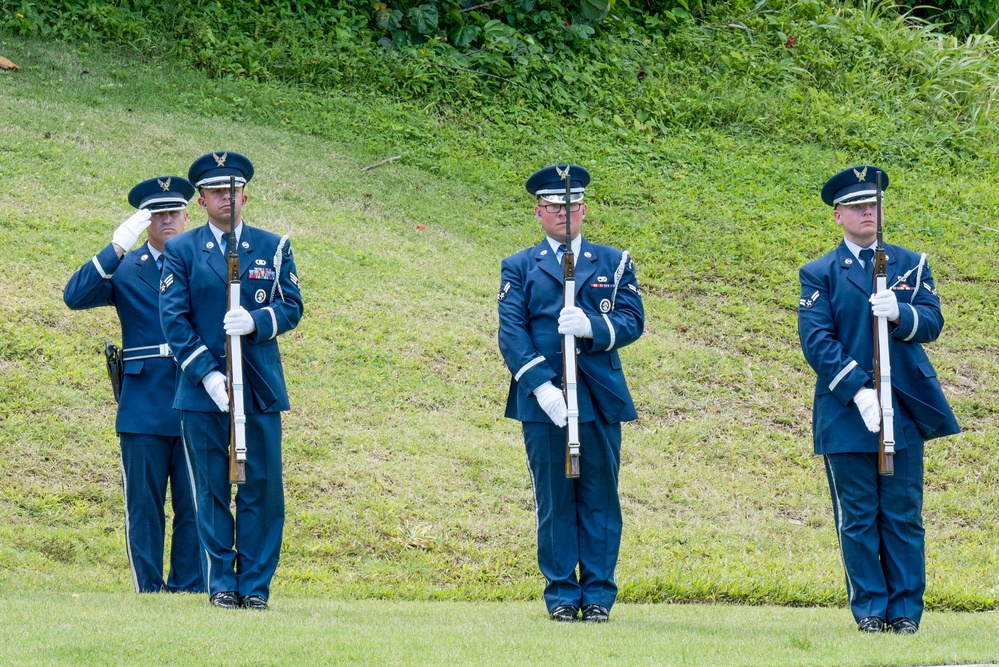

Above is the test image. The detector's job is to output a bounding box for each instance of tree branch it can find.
[360,155,402,172]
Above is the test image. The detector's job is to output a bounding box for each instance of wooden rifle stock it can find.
[873,172,895,476]
[561,165,581,479]
[226,176,247,484]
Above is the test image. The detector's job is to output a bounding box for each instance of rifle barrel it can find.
[227,176,247,484]
[562,165,580,479]
[874,171,894,476]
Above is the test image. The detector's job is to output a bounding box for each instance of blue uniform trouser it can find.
[180,411,284,600]
[824,431,925,624]
[523,414,622,612]
[119,433,205,593]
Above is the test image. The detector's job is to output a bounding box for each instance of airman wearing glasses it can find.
[497,164,645,623]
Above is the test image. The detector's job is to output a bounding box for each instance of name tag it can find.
[249,267,276,281]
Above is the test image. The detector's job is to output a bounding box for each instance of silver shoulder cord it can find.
[889,252,927,298]
[269,234,290,304]
[610,250,630,310]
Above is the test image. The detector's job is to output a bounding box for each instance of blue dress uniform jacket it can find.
[160,223,301,413]
[798,241,959,454]
[64,241,204,593]
[65,242,182,436]
[797,240,958,626]
[159,221,302,602]
[499,238,644,423]
[499,237,644,615]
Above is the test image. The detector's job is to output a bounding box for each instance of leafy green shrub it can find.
[896,0,999,38]
[1,0,997,159]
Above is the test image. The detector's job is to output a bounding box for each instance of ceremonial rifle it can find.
[560,165,581,479]
[226,176,247,484]
[872,171,895,476]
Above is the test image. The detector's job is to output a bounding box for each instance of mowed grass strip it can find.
[0,590,997,667]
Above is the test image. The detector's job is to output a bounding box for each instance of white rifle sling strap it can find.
[563,276,580,464]
[229,286,247,467]
[875,272,895,459]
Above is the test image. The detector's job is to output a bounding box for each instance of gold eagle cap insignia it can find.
[157,177,171,191]
[853,166,868,182]
[213,151,228,167]
[556,165,570,181]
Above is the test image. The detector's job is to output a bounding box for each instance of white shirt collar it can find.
[209,221,243,250]
[147,245,163,262]
[546,235,582,258]
[843,237,875,263]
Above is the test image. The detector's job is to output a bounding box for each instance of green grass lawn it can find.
[0,29,998,664]
[2,590,997,666]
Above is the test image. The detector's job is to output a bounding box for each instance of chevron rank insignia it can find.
[160,273,174,293]
[497,281,511,302]
[800,290,820,308]
[289,272,299,288]
[923,282,937,296]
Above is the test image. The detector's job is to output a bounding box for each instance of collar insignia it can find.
[853,166,868,181]
[157,177,171,191]
[213,151,228,167]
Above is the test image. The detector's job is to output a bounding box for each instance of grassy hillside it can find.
[1,20,998,616]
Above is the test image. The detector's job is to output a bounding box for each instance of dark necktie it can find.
[220,236,228,255]
[859,248,875,286]
[155,257,163,273]
[557,243,566,265]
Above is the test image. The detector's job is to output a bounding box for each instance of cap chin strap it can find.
[538,193,584,205]
[197,176,248,189]
[834,191,884,206]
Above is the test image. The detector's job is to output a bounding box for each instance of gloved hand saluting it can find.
[870,289,900,322]
[112,209,152,254]
[853,388,881,433]
[558,306,593,338]
[534,381,568,428]
[203,371,230,412]
[224,307,256,336]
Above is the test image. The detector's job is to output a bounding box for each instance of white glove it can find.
[112,209,152,252]
[534,381,568,428]
[870,290,900,321]
[853,388,880,433]
[558,306,593,338]
[224,307,256,336]
[203,371,230,412]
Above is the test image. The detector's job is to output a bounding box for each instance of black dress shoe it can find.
[549,605,579,622]
[240,595,268,610]
[209,591,240,609]
[857,616,886,633]
[581,604,610,623]
[889,617,919,634]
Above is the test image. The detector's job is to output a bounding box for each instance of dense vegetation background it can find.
[1,0,998,612]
